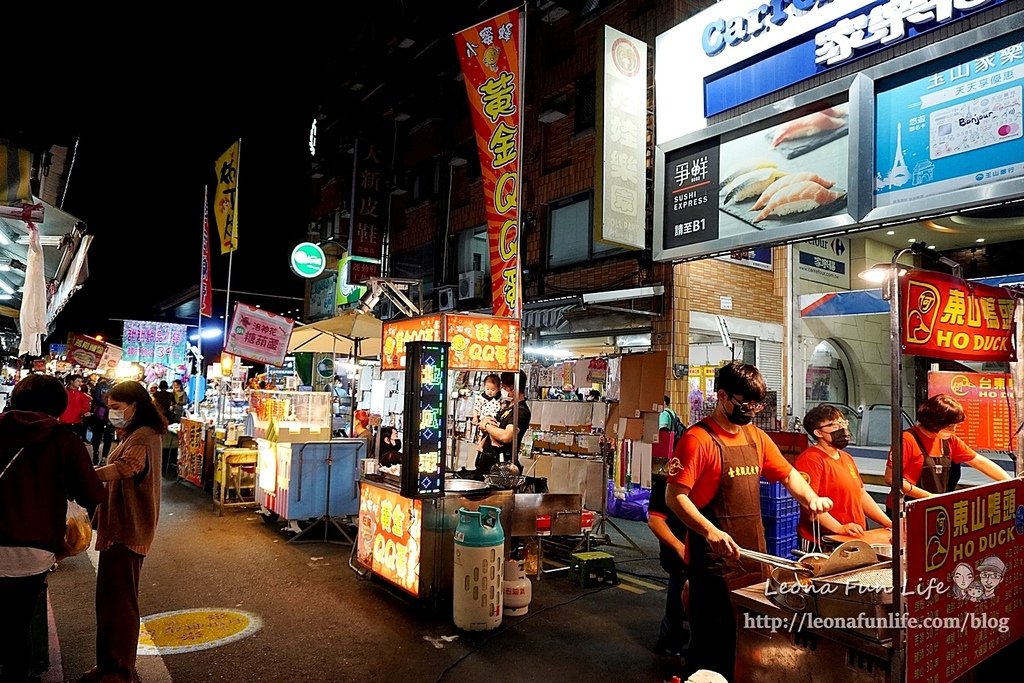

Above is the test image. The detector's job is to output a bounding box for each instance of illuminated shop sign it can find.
[401,341,450,499]
[356,482,423,596]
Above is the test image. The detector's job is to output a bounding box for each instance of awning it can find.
[0,196,89,326]
[523,303,578,332]
[800,273,1024,318]
[287,311,383,357]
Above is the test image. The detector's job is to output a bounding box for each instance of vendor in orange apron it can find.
[884,394,1010,511]
[666,361,834,682]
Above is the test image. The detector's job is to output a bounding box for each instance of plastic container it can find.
[502,559,532,616]
[763,511,799,539]
[765,533,799,558]
[453,505,505,631]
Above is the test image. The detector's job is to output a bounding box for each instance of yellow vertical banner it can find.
[213,141,240,254]
[0,145,33,207]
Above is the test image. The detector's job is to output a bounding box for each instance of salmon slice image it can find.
[752,180,846,223]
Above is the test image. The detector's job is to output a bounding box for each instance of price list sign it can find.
[662,138,720,249]
[401,342,450,498]
[928,371,1017,451]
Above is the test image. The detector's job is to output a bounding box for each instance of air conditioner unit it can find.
[459,271,487,301]
[438,286,458,312]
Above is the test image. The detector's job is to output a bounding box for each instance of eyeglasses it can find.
[819,418,849,432]
[728,394,765,412]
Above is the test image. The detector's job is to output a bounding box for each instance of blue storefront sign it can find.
[874,34,1024,207]
[704,0,1009,118]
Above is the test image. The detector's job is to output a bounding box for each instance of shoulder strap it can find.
[906,428,928,457]
[0,447,25,482]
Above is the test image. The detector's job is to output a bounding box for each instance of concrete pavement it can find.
[43,475,681,683]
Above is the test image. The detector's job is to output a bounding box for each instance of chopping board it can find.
[824,527,892,546]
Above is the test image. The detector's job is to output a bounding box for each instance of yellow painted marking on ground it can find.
[137,609,261,655]
[617,574,666,591]
[616,582,646,595]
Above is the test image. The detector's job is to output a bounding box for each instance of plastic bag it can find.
[60,501,92,559]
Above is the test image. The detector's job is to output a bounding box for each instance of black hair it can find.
[664,395,671,406]
[500,370,528,393]
[803,404,844,436]
[159,380,169,391]
[66,374,84,386]
[714,361,766,402]
[483,373,501,388]
[10,374,68,417]
[917,394,965,432]
[109,381,168,435]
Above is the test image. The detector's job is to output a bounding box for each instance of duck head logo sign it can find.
[900,269,1017,362]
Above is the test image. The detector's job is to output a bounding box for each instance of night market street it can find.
[43,474,682,683]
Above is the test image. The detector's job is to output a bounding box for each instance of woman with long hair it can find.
[81,381,166,683]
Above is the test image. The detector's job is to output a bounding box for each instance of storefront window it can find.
[805,340,849,407]
[547,193,619,267]
[456,226,490,278]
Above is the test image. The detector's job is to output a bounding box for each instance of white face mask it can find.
[501,389,511,400]
[108,409,128,428]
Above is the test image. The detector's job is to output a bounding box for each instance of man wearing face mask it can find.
[795,405,891,552]
[477,371,531,476]
[884,394,1009,511]
[666,361,833,681]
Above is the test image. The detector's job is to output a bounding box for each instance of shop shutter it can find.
[758,340,783,417]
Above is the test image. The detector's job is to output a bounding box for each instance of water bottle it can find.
[453,505,505,631]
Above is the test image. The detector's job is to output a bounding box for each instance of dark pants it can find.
[96,545,144,681]
[91,421,113,465]
[659,569,689,653]
[0,572,47,683]
[684,571,736,682]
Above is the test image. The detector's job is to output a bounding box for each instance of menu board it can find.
[905,479,1024,683]
[177,419,207,487]
[381,315,442,371]
[357,483,423,597]
[927,372,1017,451]
[66,333,107,370]
[444,314,520,371]
[875,35,1024,208]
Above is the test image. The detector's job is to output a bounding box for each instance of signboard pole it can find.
[887,257,907,683]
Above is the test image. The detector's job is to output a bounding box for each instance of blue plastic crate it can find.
[765,533,798,558]
[764,512,799,539]
[761,495,800,518]
[759,479,788,500]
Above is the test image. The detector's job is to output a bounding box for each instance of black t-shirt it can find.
[649,475,688,575]
[478,399,531,472]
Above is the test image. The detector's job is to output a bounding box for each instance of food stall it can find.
[250,389,364,540]
[355,322,588,604]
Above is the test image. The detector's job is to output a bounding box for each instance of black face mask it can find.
[825,429,851,450]
[727,403,755,426]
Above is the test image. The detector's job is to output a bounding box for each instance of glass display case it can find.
[248,389,333,441]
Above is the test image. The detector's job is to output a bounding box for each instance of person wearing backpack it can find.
[660,396,687,442]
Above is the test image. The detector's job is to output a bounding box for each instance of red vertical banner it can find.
[201,187,213,318]
[453,10,523,319]
[905,480,1024,682]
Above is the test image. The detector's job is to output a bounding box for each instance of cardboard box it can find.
[616,351,667,418]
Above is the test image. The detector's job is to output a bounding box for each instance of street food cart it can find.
[250,389,364,540]
[354,336,587,604]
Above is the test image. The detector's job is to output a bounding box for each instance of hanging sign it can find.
[453,9,523,319]
[900,270,1017,362]
[223,303,294,367]
[444,314,520,371]
[289,242,326,279]
[381,315,442,371]
[122,321,188,367]
[905,479,1024,682]
[66,333,107,370]
[178,418,207,488]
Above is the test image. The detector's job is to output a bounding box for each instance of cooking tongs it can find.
[738,548,827,574]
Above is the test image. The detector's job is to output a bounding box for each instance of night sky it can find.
[13,32,321,347]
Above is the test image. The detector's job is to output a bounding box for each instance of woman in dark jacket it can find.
[0,375,104,682]
[81,381,166,683]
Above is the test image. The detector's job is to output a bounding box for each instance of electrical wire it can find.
[434,582,617,682]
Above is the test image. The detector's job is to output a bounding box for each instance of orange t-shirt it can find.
[885,427,976,507]
[667,418,792,510]
[795,446,865,542]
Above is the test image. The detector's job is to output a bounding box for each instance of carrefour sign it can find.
[701,0,838,57]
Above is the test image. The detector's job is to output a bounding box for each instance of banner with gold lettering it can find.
[453,10,522,319]
[900,269,1017,362]
[905,479,1024,682]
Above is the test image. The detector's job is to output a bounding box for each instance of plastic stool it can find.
[568,551,618,587]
